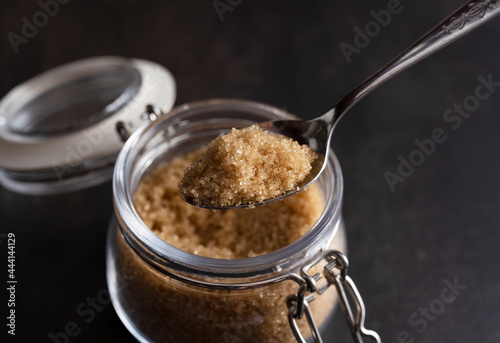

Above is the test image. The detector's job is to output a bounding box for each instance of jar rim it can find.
[113,99,344,283]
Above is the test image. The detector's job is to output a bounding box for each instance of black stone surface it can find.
[1,0,499,342]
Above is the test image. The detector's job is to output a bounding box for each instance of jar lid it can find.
[0,56,176,195]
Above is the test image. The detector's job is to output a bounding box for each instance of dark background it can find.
[1,0,500,342]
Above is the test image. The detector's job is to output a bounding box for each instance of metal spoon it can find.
[192,0,500,210]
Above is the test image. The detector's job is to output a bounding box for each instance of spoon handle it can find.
[327,0,500,128]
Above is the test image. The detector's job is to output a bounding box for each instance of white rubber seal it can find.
[0,56,175,171]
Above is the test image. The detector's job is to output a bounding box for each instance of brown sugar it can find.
[134,146,323,259]
[115,229,344,342]
[120,147,344,342]
[178,125,318,208]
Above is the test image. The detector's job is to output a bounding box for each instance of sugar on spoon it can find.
[188,0,500,210]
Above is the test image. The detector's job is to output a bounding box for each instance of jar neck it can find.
[113,99,344,287]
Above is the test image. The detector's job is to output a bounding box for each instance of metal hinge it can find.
[287,250,381,343]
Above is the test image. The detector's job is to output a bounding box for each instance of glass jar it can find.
[106,99,348,342]
[1,57,377,342]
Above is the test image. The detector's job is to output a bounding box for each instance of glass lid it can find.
[0,56,176,195]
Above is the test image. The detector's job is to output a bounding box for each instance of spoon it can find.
[192,0,500,210]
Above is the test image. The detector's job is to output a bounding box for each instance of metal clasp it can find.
[116,104,163,142]
[287,250,381,343]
